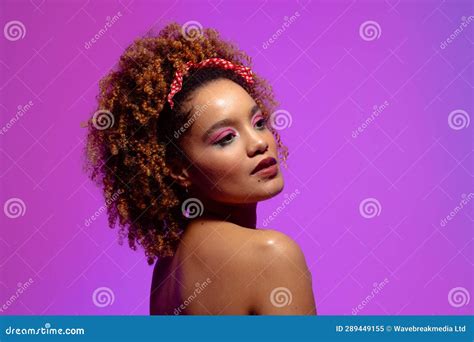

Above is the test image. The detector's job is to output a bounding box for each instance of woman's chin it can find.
[253,176,285,201]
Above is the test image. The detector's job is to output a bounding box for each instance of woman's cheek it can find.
[206,153,242,178]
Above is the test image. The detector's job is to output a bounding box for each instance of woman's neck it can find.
[198,200,258,229]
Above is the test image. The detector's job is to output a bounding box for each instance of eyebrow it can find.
[202,104,261,141]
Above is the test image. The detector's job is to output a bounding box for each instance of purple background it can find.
[1,0,473,315]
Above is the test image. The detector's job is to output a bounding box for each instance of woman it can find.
[83,22,316,315]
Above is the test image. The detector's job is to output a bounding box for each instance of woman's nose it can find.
[247,131,269,157]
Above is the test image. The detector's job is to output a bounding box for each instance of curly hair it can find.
[82,22,289,265]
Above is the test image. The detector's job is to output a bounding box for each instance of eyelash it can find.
[214,117,267,147]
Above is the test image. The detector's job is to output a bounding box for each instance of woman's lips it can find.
[251,156,279,178]
[253,163,278,178]
[251,157,277,175]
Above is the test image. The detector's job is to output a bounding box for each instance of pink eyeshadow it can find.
[252,114,263,125]
[209,128,235,144]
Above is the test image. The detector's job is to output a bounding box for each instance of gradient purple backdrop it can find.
[0,0,473,315]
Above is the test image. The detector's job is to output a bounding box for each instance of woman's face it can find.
[177,78,284,204]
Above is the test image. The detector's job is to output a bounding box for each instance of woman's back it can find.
[149,220,316,315]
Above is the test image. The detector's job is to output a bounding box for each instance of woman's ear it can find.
[167,156,191,187]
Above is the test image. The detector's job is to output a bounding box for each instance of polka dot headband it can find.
[167,57,255,109]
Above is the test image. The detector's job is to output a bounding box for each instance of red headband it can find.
[167,57,255,109]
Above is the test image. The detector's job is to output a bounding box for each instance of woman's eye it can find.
[255,118,267,129]
[215,133,235,146]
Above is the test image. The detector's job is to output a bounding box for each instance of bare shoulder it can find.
[181,222,297,260]
[181,222,309,272]
[248,229,316,314]
[254,228,308,261]
[180,222,316,315]
[179,220,266,265]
